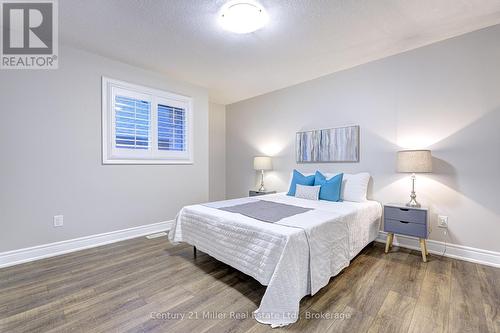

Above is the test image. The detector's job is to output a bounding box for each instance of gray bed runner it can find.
[216,200,313,223]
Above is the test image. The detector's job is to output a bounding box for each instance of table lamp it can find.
[253,156,273,192]
[397,150,432,207]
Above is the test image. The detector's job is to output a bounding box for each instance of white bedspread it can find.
[168,193,381,327]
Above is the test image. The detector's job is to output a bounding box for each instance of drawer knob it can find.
[399,208,409,211]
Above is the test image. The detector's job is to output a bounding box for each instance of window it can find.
[102,77,193,164]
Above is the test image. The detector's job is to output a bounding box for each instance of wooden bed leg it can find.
[193,246,197,258]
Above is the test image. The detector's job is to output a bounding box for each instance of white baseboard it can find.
[376,231,500,268]
[0,220,174,269]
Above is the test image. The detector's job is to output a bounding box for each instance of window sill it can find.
[102,158,193,165]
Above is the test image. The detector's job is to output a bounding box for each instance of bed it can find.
[168,192,382,327]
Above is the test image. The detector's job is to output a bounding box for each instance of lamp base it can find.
[406,174,421,207]
[259,170,266,192]
[406,191,421,208]
[406,198,421,208]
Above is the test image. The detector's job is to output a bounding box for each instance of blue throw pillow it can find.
[287,170,315,196]
[314,171,343,202]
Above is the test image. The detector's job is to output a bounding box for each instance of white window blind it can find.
[102,77,193,164]
[158,104,186,152]
[114,96,151,150]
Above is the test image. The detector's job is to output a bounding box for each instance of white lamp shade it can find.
[253,156,273,171]
[397,150,432,173]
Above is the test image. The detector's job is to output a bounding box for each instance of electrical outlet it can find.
[437,215,448,228]
[53,215,64,227]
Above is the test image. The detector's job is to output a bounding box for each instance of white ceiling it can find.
[60,0,500,104]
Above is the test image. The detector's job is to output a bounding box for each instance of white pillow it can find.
[341,173,370,202]
[295,184,320,201]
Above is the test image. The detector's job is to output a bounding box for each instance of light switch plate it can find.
[53,215,64,227]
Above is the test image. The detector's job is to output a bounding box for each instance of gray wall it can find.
[226,25,500,252]
[209,102,226,201]
[0,46,209,252]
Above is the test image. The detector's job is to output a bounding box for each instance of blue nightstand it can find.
[384,203,429,262]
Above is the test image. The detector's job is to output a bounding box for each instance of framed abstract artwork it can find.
[296,125,359,163]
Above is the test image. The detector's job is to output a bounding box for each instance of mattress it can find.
[169,193,381,327]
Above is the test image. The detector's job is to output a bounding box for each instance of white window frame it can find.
[102,77,194,164]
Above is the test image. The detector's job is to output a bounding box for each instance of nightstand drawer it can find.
[384,219,427,238]
[384,206,426,224]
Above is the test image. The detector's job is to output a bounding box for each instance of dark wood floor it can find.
[0,236,499,333]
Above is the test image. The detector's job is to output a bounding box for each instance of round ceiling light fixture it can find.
[219,2,268,34]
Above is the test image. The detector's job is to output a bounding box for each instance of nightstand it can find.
[249,190,276,197]
[384,203,429,262]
